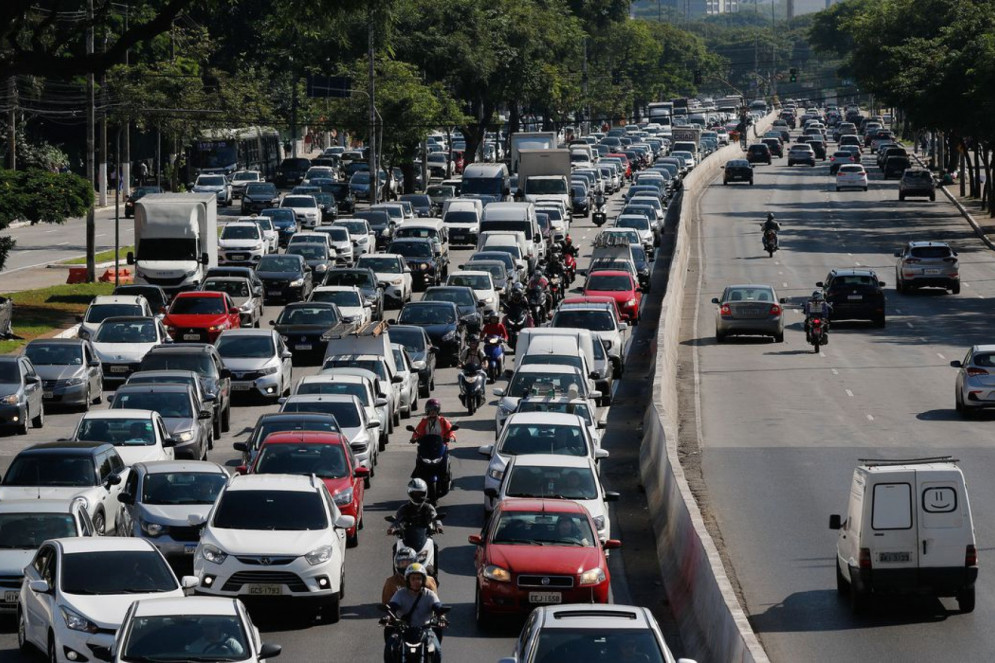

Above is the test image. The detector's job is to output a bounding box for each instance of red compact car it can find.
[469,498,619,620]
[243,431,368,546]
[163,291,240,343]
[582,270,641,323]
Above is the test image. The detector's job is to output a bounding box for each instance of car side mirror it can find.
[492,387,505,397]
[829,514,842,530]
[354,466,370,478]
[603,539,621,550]
[281,351,293,359]
[815,281,824,288]
[375,397,388,407]
[468,534,483,546]
[28,579,50,594]
[233,442,248,452]
[198,410,213,420]
[710,297,720,305]
[259,644,283,660]
[229,308,240,316]
[76,315,84,323]
[269,320,276,325]
[335,515,356,530]
[477,444,494,457]
[117,492,135,505]
[181,575,200,589]
[391,374,403,384]
[595,449,610,460]
[163,437,177,448]
[106,473,122,486]
[484,487,499,499]
[878,281,886,287]
[367,420,381,429]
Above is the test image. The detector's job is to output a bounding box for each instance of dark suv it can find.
[275,158,312,188]
[817,268,886,327]
[746,143,772,165]
[137,344,231,438]
[241,182,280,214]
[899,168,936,201]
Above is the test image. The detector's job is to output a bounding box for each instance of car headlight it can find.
[390,277,402,285]
[625,298,636,307]
[579,567,606,586]
[176,430,195,442]
[208,324,226,332]
[260,366,278,375]
[289,278,305,287]
[482,564,511,582]
[64,377,85,386]
[487,467,504,481]
[332,487,354,506]
[305,545,334,566]
[441,330,456,341]
[201,543,228,564]
[419,263,430,271]
[593,515,606,532]
[141,520,164,537]
[61,606,99,633]
[315,264,327,272]
[0,394,18,405]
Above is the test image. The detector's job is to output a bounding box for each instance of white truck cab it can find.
[829,457,978,613]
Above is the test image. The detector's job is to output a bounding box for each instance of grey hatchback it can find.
[712,284,785,343]
[894,241,959,294]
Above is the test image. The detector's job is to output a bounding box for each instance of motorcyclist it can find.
[458,334,486,367]
[480,310,509,342]
[384,563,446,663]
[390,478,443,534]
[410,398,457,446]
[504,284,529,317]
[527,266,550,319]
[762,212,780,250]
[803,290,831,342]
[562,235,579,258]
[382,546,437,605]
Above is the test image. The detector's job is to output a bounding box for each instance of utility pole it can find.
[86,0,96,282]
[122,3,130,194]
[367,5,377,205]
[6,77,15,170]
[290,76,298,158]
[582,37,589,132]
[99,28,108,207]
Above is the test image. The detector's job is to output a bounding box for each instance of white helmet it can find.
[407,478,428,504]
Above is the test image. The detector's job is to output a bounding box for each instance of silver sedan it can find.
[712,284,785,343]
[951,345,995,417]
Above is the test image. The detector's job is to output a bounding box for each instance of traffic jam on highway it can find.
[0,108,769,663]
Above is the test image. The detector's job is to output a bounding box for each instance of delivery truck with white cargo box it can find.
[127,193,218,295]
[509,132,558,175]
[517,149,572,213]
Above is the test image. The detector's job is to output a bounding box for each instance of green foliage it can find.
[0,170,93,228]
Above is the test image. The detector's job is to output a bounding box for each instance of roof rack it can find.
[592,232,632,248]
[858,456,958,467]
[321,319,385,342]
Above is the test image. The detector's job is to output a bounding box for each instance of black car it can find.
[255,254,313,303]
[204,266,264,299]
[113,284,169,315]
[322,181,355,215]
[275,157,312,188]
[399,194,433,218]
[240,182,280,215]
[355,210,394,250]
[746,143,772,165]
[392,300,463,367]
[124,186,163,219]
[323,267,384,321]
[286,242,332,282]
[761,137,783,158]
[630,244,652,291]
[899,168,936,201]
[423,285,483,334]
[723,159,754,185]
[313,192,338,222]
[137,343,232,438]
[817,268,886,327]
[570,184,590,216]
[387,238,443,289]
[259,207,298,247]
[883,155,911,179]
[271,302,347,364]
[808,139,828,160]
[387,325,436,398]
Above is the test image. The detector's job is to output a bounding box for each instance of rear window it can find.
[872,482,912,530]
[909,246,952,259]
[839,165,864,173]
[903,171,932,182]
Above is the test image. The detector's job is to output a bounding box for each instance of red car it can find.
[559,295,624,323]
[605,152,632,178]
[582,270,642,323]
[163,291,240,343]
[469,498,619,621]
[243,430,368,546]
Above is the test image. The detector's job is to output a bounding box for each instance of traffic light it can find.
[790,68,797,83]
[693,70,702,85]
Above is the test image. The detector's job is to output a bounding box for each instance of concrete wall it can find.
[641,116,776,663]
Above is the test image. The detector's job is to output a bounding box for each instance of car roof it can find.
[217,328,275,338]
[507,454,594,470]
[173,291,224,299]
[82,409,155,420]
[0,499,86,514]
[829,268,878,277]
[20,441,111,455]
[131,596,240,618]
[24,338,86,347]
[147,344,215,355]
[226,473,320,493]
[496,497,588,514]
[259,431,349,446]
[56,536,157,554]
[504,412,586,426]
[535,604,656,629]
[115,383,193,394]
[283,394,360,405]
[89,295,145,306]
[725,283,775,290]
[906,241,951,248]
[134,460,229,475]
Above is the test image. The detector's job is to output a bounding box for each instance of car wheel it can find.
[17,607,30,653]
[419,382,430,398]
[774,331,784,343]
[92,510,107,536]
[47,632,57,663]
[393,408,400,427]
[863,187,868,192]
[899,194,905,201]
[835,187,840,192]
[213,413,221,440]
[849,580,869,614]
[347,527,359,548]
[835,561,848,596]
[715,331,726,343]
[951,282,961,295]
[930,194,936,201]
[873,315,886,328]
[16,407,27,435]
[958,586,976,613]
[474,584,488,629]
[31,404,44,428]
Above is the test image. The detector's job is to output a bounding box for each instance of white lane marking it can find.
[782,282,788,288]
[937,353,946,360]
[45,229,58,234]
[848,252,853,256]
[95,233,106,238]
[820,350,826,357]
[845,389,854,398]
[57,242,69,245]
[866,414,874,421]
[832,368,839,375]
[855,261,862,266]
[778,271,783,276]
[906,322,913,328]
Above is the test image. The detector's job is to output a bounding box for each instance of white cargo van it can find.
[441,199,483,247]
[480,202,542,267]
[477,230,528,262]
[829,457,978,613]
[516,328,595,375]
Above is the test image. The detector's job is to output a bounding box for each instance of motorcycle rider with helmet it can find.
[382,546,437,605]
[562,235,578,258]
[762,212,780,251]
[803,290,831,343]
[458,334,486,367]
[411,398,457,447]
[390,478,444,535]
[527,266,551,320]
[383,563,446,662]
[481,310,509,342]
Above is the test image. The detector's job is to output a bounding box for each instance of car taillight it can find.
[943,257,958,263]
[966,366,989,376]
[966,544,978,567]
[769,304,781,315]
[719,304,731,316]
[859,548,872,569]
[904,258,920,264]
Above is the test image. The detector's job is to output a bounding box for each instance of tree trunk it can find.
[971,142,981,199]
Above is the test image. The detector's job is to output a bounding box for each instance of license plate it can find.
[245,584,283,596]
[43,391,53,399]
[184,544,198,555]
[110,365,129,373]
[183,333,201,340]
[268,290,282,296]
[295,344,312,351]
[879,551,911,563]
[926,269,940,275]
[847,295,862,300]
[3,590,17,604]
[231,254,247,260]
[232,383,251,390]
[529,592,561,604]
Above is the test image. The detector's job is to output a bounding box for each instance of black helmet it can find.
[464,361,482,375]
[468,334,480,344]
[767,212,774,221]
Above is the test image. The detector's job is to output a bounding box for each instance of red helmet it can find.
[425,398,441,415]
[564,236,573,245]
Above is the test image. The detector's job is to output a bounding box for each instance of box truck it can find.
[509,132,558,174]
[517,149,572,213]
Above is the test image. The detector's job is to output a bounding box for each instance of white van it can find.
[516,328,595,376]
[394,218,449,261]
[829,457,978,613]
[477,230,528,262]
[480,201,542,267]
[441,199,483,247]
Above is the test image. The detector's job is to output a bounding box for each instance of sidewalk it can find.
[912,152,995,251]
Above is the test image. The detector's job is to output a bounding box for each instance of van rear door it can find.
[917,471,970,570]
[868,474,918,571]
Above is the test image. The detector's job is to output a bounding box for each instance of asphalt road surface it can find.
[0,183,686,661]
[685,137,995,661]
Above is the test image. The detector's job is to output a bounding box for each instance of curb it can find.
[910,154,995,251]
[54,324,79,339]
[46,260,122,271]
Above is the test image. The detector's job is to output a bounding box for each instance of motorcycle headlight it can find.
[483,564,511,582]
[305,545,333,566]
[579,567,606,586]
[332,487,354,506]
[61,606,99,633]
[0,394,18,405]
[289,278,305,287]
[141,520,164,537]
[201,543,228,565]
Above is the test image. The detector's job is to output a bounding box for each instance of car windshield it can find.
[251,417,341,445]
[325,271,373,288]
[387,328,426,353]
[358,257,401,273]
[221,225,259,240]
[506,465,597,500]
[61,550,177,594]
[258,256,301,272]
[246,183,277,197]
[586,274,631,291]
[0,513,76,549]
[507,371,586,399]
[516,400,592,424]
[255,443,349,479]
[391,242,433,258]
[203,280,250,298]
[288,245,328,260]
[94,320,157,343]
[282,196,315,208]
[324,358,386,381]
[142,472,227,505]
[170,296,226,316]
[398,305,455,325]
[319,228,350,242]
[216,334,274,359]
[77,417,155,446]
[296,382,366,401]
[113,391,193,419]
[426,289,474,307]
[24,344,83,366]
[617,217,649,231]
[140,353,214,375]
[531,629,666,663]
[86,304,142,323]
[3,456,95,487]
[466,263,504,281]
[336,221,366,234]
[448,274,488,290]
[444,211,477,225]
[277,306,339,326]
[123,615,249,661]
[498,424,587,456]
[197,176,225,187]
[213,490,327,530]
[281,400,361,428]
[311,290,362,307]
[491,511,595,546]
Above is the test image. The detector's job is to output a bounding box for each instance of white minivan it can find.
[829,457,978,613]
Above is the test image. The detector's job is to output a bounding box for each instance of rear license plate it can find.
[245,584,283,596]
[268,290,282,297]
[847,295,862,300]
[43,391,53,399]
[183,333,201,340]
[232,383,251,390]
[926,269,940,275]
[529,592,561,604]
[879,551,911,563]
[3,590,17,604]
[295,344,312,351]
[110,365,129,373]
[184,544,198,555]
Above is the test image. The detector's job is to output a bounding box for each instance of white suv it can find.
[193,473,354,621]
[218,221,267,266]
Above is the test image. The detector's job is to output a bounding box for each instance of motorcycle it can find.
[379,604,451,663]
[807,315,828,353]
[407,425,459,504]
[483,336,504,384]
[385,512,445,579]
[527,284,548,323]
[502,305,533,350]
[761,226,779,257]
[592,201,607,227]
[458,363,487,414]
[548,274,563,307]
[562,250,577,284]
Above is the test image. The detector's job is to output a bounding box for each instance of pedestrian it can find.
[138,161,148,186]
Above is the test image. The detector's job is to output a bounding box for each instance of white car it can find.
[313,225,355,265]
[215,328,293,402]
[281,195,321,230]
[192,174,232,207]
[512,393,607,450]
[332,218,375,257]
[446,270,499,312]
[218,221,268,266]
[90,316,172,385]
[250,215,279,253]
[109,595,282,663]
[551,302,628,379]
[229,170,261,198]
[77,295,154,341]
[493,364,601,432]
[71,409,176,466]
[389,343,419,418]
[836,163,869,191]
[309,286,372,326]
[670,150,696,170]
[491,454,618,541]
[279,393,380,472]
[18,537,197,663]
[304,369,391,446]
[477,412,607,514]
[193,474,354,620]
[322,354,401,428]
[356,253,413,307]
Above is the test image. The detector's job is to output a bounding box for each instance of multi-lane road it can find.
[0,184,686,660]
[685,136,995,660]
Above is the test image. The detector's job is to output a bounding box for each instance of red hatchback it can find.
[469,498,619,621]
[582,270,641,323]
[163,291,240,343]
[244,431,368,546]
